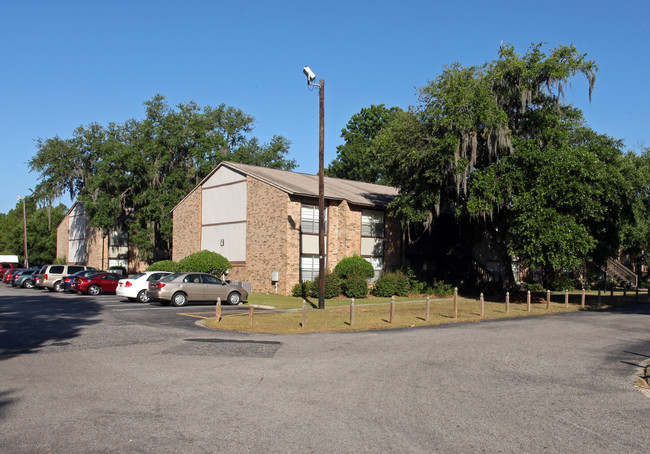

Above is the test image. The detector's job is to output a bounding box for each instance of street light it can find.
[16,195,28,268]
[303,65,325,309]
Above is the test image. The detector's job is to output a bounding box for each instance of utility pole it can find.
[303,66,326,309]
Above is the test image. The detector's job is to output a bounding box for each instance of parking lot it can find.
[1,283,650,453]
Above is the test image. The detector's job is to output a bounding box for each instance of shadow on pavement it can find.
[0,291,102,361]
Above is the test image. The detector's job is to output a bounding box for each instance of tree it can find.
[325,104,401,183]
[0,198,67,265]
[377,43,628,283]
[29,95,296,263]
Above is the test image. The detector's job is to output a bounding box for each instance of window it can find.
[362,210,384,238]
[301,204,327,234]
[361,209,385,281]
[301,255,321,283]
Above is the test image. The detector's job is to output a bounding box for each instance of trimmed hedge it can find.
[178,250,231,274]
[334,255,374,279]
[146,260,180,272]
[343,275,368,298]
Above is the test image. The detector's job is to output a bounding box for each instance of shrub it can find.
[292,281,313,298]
[109,266,127,275]
[146,260,180,272]
[526,282,544,291]
[549,277,576,291]
[177,250,231,274]
[343,275,369,298]
[53,256,67,265]
[334,255,374,279]
[371,270,410,297]
[323,272,343,299]
[426,280,455,297]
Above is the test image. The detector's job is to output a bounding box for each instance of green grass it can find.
[204,290,649,334]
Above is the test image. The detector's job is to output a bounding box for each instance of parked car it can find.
[61,270,104,292]
[3,268,26,284]
[116,271,173,303]
[147,272,248,307]
[13,269,38,288]
[70,272,124,295]
[0,262,23,278]
[37,264,95,292]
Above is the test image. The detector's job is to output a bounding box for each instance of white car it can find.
[116,271,173,303]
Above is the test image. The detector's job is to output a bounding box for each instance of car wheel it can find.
[53,281,64,292]
[24,279,34,289]
[227,292,241,305]
[137,289,150,304]
[87,284,102,296]
[171,292,187,307]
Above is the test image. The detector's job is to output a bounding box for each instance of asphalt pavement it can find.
[0,285,649,453]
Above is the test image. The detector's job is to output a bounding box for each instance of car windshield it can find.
[160,273,183,282]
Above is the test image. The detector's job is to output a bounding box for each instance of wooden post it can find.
[565,290,569,308]
[249,305,254,326]
[505,292,510,314]
[453,288,458,319]
[480,293,484,317]
[527,290,531,312]
[546,290,551,310]
[216,297,221,323]
[635,287,639,303]
[302,299,306,329]
[425,296,430,321]
[581,288,586,308]
[623,288,627,304]
[350,298,355,326]
[598,289,602,306]
[390,296,395,324]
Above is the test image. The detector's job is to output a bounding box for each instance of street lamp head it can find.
[303,66,316,84]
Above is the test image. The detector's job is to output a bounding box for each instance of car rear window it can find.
[160,273,182,282]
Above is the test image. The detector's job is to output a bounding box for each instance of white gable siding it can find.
[68,203,86,263]
[201,166,247,262]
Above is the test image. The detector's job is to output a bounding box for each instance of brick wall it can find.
[243,177,293,294]
[56,215,69,261]
[172,189,202,262]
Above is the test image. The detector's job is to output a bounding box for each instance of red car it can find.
[3,268,25,284]
[71,272,124,295]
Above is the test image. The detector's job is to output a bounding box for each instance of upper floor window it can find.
[301,204,328,234]
[362,210,384,238]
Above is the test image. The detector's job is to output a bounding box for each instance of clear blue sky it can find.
[0,0,648,214]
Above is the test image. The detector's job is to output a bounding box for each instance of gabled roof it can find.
[173,161,399,211]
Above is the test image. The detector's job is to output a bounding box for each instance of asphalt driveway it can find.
[0,286,649,453]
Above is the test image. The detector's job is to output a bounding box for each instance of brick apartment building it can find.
[56,202,146,272]
[172,161,403,295]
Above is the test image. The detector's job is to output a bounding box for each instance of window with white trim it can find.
[361,209,385,281]
[301,204,327,234]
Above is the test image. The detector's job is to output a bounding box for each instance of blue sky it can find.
[0,0,648,214]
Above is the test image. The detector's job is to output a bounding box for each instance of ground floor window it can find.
[301,255,326,283]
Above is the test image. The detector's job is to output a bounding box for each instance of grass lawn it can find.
[202,290,649,334]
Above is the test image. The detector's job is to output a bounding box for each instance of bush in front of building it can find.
[343,275,368,298]
[371,270,410,297]
[178,250,232,274]
[291,280,314,299]
[333,254,374,280]
[146,260,180,272]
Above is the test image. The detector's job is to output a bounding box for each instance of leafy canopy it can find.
[29,95,296,263]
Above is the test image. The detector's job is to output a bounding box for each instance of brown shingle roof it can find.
[222,161,398,208]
